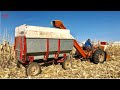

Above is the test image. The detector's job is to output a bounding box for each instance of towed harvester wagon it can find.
[14,24,74,76]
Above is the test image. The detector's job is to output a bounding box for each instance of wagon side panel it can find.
[26,38,46,54]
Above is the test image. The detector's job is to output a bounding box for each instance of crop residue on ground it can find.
[0,42,120,79]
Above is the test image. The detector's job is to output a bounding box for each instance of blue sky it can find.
[0,11,120,44]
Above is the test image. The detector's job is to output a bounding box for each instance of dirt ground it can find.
[0,43,120,79]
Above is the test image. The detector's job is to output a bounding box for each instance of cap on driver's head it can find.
[88,39,91,41]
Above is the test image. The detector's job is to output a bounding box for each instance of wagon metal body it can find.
[15,24,74,66]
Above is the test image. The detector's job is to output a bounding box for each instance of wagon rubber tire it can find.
[62,58,72,70]
[92,49,106,64]
[26,62,41,76]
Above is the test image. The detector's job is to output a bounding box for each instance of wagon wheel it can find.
[26,62,41,76]
[62,58,72,70]
[92,49,106,64]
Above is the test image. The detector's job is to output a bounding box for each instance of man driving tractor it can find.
[84,39,93,51]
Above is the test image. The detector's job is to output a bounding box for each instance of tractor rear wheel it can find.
[62,58,72,70]
[26,62,41,76]
[92,49,106,64]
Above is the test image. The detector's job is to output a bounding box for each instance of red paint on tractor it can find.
[101,42,107,45]
[74,40,87,58]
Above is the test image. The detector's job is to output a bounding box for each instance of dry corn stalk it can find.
[0,40,15,68]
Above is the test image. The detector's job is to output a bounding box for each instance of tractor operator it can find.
[84,39,93,51]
